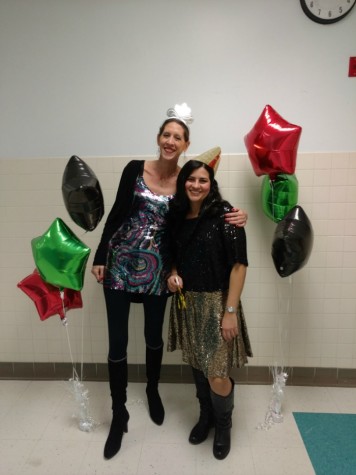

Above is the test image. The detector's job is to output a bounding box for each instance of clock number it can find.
[301,0,356,24]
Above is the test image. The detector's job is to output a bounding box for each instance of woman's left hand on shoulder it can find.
[225,208,248,227]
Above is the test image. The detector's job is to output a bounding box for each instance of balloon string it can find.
[64,323,74,365]
[60,291,67,326]
[64,323,80,380]
[276,276,293,367]
[57,285,95,432]
[59,290,85,382]
[59,290,78,379]
[80,305,84,381]
[257,276,293,430]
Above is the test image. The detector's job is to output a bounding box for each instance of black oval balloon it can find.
[271,205,313,277]
[62,155,104,231]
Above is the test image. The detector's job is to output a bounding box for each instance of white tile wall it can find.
[0,152,355,368]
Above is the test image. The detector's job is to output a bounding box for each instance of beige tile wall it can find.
[1,152,355,369]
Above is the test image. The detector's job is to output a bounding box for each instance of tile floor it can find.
[1,380,355,475]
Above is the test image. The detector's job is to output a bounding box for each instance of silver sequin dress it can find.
[167,203,253,378]
[104,176,173,296]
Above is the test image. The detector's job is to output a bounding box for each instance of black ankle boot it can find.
[146,346,165,425]
[189,367,214,445]
[210,378,235,460]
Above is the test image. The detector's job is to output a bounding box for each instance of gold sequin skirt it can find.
[167,290,253,378]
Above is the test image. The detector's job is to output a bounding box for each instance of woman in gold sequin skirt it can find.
[167,152,252,460]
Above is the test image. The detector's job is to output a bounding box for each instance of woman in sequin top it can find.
[167,158,252,460]
[91,111,248,460]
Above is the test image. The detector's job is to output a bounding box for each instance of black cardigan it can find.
[93,160,144,265]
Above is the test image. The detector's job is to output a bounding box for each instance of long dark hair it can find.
[168,160,224,233]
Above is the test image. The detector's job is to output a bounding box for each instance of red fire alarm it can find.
[349,57,356,77]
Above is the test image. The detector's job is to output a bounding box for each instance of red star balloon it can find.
[18,269,83,321]
[31,218,91,291]
[244,105,302,180]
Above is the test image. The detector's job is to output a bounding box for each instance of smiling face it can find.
[185,166,211,210]
[157,121,190,163]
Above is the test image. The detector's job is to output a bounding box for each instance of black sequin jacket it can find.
[172,202,248,292]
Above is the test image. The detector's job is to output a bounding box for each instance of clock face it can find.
[300,0,356,24]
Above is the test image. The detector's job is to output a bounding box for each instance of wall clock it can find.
[300,0,356,24]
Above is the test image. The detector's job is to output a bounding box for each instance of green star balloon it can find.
[31,218,91,291]
[261,174,298,223]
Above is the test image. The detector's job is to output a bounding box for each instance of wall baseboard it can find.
[0,362,356,387]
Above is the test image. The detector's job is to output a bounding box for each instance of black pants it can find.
[104,288,168,361]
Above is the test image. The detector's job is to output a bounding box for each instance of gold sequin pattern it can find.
[167,290,253,378]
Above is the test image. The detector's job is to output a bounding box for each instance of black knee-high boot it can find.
[146,345,165,425]
[104,359,130,460]
[189,367,214,444]
[210,378,235,460]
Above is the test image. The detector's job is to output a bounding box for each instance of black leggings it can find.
[104,288,169,361]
